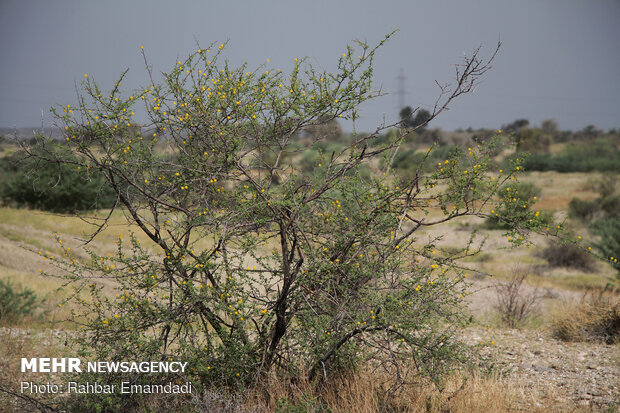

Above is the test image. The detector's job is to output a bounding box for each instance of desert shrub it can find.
[0,278,39,325]
[552,139,618,172]
[550,295,620,344]
[568,197,599,221]
[570,174,619,223]
[34,37,557,409]
[592,217,620,276]
[515,127,550,153]
[597,173,617,198]
[568,176,619,277]
[541,242,594,272]
[519,152,552,171]
[599,194,620,218]
[495,266,540,328]
[0,148,117,212]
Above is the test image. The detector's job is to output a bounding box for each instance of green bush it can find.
[569,174,619,222]
[0,278,39,325]
[0,148,117,212]
[519,152,552,171]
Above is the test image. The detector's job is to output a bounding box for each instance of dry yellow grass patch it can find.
[522,171,600,212]
[240,367,580,413]
[0,328,68,411]
[549,295,620,344]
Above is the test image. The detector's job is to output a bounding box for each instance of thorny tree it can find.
[30,34,552,399]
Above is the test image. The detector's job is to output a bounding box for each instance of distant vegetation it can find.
[517,139,619,173]
[0,145,117,212]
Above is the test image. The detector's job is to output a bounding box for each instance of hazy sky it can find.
[1,0,618,133]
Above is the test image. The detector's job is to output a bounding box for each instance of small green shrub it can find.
[0,278,39,325]
[515,127,550,153]
[597,173,617,198]
[519,152,552,171]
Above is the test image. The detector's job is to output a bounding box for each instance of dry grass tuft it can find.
[550,294,620,344]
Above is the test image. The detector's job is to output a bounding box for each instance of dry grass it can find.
[522,171,601,212]
[550,294,620,344]
[230,367,585,413]
[0,328,68,412]
[241,369,509,413]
